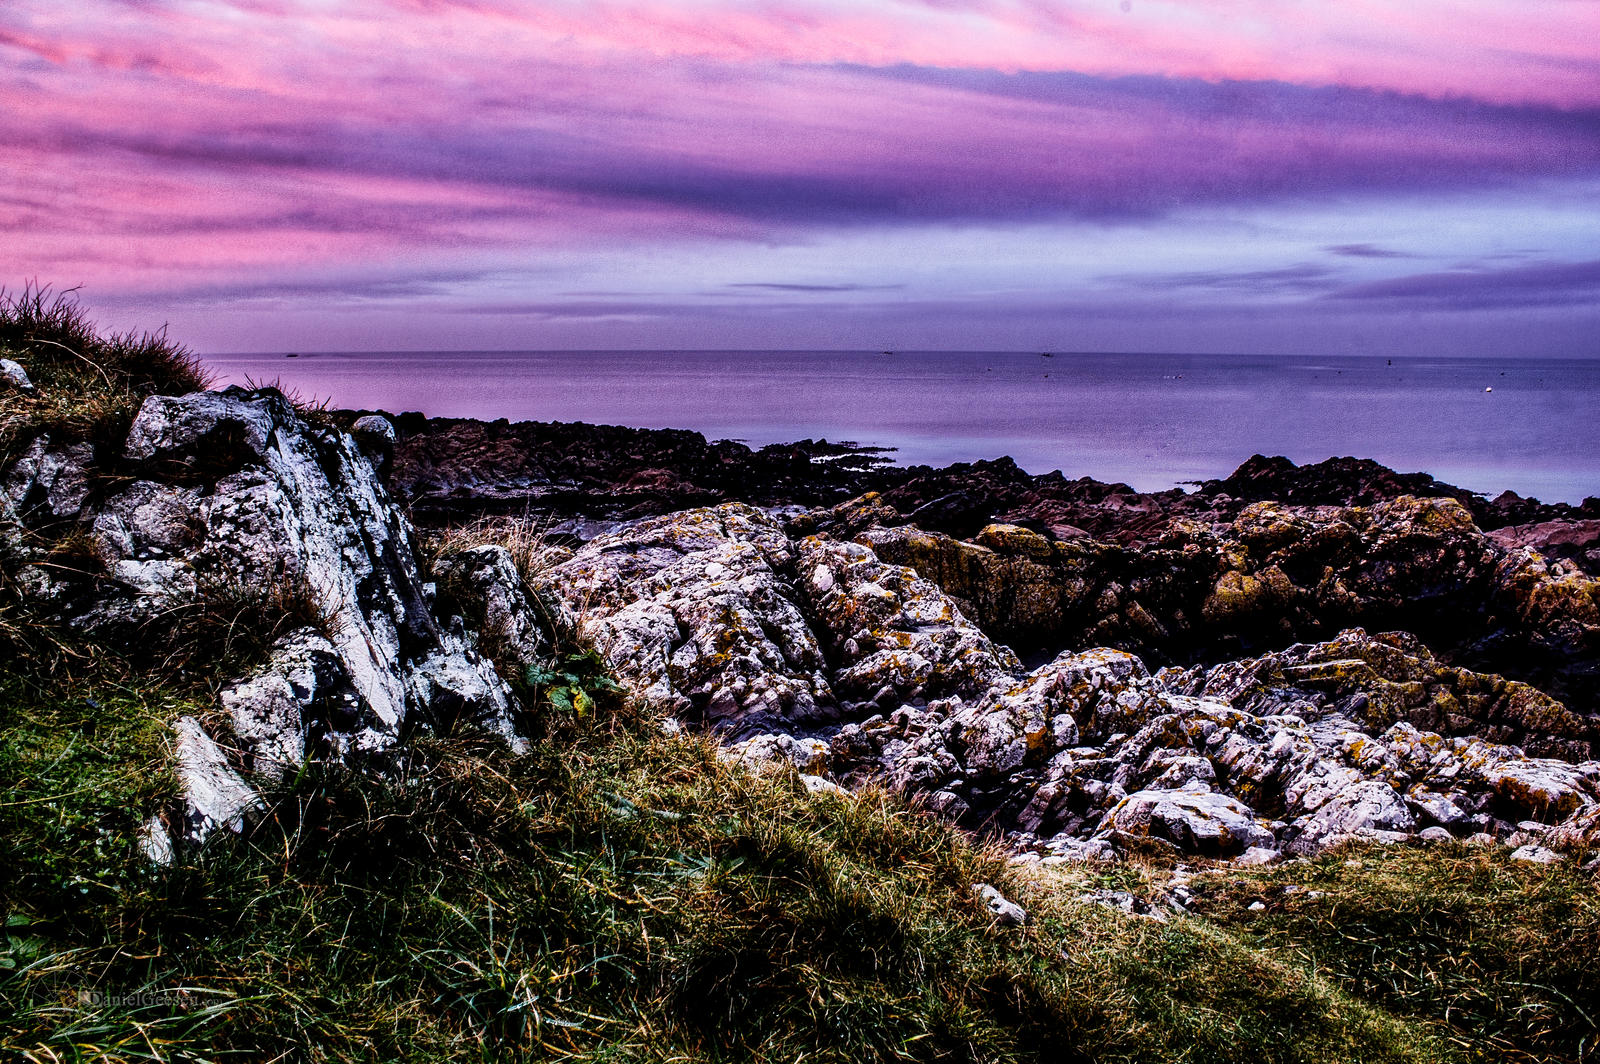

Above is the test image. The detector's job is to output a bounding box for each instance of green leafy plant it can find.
[525,649,623,718]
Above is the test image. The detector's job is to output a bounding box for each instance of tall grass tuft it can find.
[0,283,210,399]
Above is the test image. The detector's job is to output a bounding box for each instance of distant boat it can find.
[285,352,300,358]
[1040,352,1054,358]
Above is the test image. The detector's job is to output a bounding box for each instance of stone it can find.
[349,414,397,470]
[1,436,94,525]
[172,717,262,842]
[799,535,1020,705]
[0,357,34,394]
[536,506,833,731]
[1105,787,1275,856]
[1287,780,1416,855]
[1235,846,1282,866]
[1080,889,1170,921]
[3,388,534,847]
[726,732,831,775]
[432,544,556,673]
[138,815,176,865]
[974,883,1028,926]
[1509,844,1563,865]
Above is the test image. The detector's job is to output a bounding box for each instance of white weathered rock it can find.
[113,390,521,759]
[2,389,535,848]
[539,506,836,731]
[172,717,262,841]
[1287,779,1416,855]
[1509,844,1563,865]
[1235,845,1283,866]
[974,883,1028,926]
[218,629,341,778]
[726,732,831,775]
[1078,889,1168,921]
[138,815,176,865]
[0,357,34,395]
[799,536,1020,706]
[1105,787,1275,856]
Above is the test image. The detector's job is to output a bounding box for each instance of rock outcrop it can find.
[2,389,530,852]
[527,503,1600,863]
[824,495,1600,718]
[8,385,1598,869]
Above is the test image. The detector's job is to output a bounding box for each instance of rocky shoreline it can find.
[6,382,1599,868]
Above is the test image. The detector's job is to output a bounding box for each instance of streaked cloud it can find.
[2,0,1597,352]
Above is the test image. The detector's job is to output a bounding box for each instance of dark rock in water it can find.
[365,412,899,528]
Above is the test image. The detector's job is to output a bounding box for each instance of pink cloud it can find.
[2,0,1597,320]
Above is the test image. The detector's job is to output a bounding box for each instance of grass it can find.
[0,283,211,464]
[1186,845,1600,1062]
[0,623,1462,1064]
[427,513,571,589]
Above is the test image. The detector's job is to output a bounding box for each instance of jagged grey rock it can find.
[172,717,262,841]
[4,388,533,850]
[1105,787,1276,856]
[433,544,555,673]
[1,436,93,525]
[798,535,1020,706]
[537,505,837,733]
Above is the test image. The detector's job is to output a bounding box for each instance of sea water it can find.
[200,350,1600,504]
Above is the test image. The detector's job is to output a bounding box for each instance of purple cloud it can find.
[1327,259,1600,309]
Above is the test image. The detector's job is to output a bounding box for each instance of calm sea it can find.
[200,350,1600,504]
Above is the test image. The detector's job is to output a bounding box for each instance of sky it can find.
[3,0,1599,354]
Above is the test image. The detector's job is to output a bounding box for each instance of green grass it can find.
[1186,845,1600,1062]
[0,649,1453,1064]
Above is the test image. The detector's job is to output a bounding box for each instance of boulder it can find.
[1105,788,1275,856]
[537,505,836,732]
[0,357,35,395]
